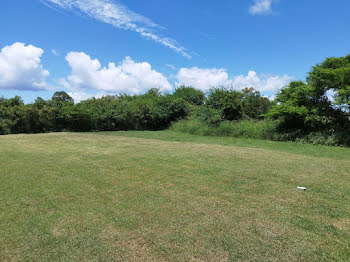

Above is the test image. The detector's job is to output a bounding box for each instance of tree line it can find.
[0,87,269,133]
[1,54,349,146]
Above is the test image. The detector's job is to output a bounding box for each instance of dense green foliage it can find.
[173,86,205,106]
[266,55,350,145]
[171,119,278,140]
[1,54,350,146]
[307,54,350,110]
[203,87,271,123]
[175,55,350,146]
[0,89,190,134]
[0,86,269,135]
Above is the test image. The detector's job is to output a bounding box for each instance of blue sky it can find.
[1,0,350,103]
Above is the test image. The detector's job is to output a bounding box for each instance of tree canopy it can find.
[307,54,350,110]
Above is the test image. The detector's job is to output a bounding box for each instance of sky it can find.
[1,0,350,103]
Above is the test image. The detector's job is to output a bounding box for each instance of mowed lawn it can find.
[0,132,349,261]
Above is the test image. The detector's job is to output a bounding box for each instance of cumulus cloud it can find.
[176,67,292,93]
[176,67,231,91]
[67,90,105,102]
[42,0,191,58]
[0,42,49,90]
[249,0,274,15]
[61,51,172,95]
[231,71,293,92]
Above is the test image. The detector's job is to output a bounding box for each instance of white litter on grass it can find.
[297,186,307,191]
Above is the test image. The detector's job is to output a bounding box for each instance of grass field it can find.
[0,131,349,261]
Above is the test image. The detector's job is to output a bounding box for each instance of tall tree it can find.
[307,54,350,111]
[52,91,74,105]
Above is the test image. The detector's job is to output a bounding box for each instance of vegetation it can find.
[1,54,350,146]
[171,119,278,140]
[0,88,190,134]
[1,131,349,261]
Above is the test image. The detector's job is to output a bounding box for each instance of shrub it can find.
[174,86,205,106]
[171,119,278,140]
[241,88,272,119]
[206,88,244,121]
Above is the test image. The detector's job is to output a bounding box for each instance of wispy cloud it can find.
[51,49,59,56]
[41,0,191,58]
[166,64,176,70]
[249,0,274,15]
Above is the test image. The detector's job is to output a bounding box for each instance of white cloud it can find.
[42,0,190,58]
[62,51,172,95]
[265,94,276,101]
[176,67,231,91]
[231,71,292,92]
[326,89,336,103]
[176,67,292,93]
[0,42,49,90]
[249,0,273,15]
[51,49,59,56]
[67,90,105,102]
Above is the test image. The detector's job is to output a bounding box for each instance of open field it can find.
[0,131,349,261]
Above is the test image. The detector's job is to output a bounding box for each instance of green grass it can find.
[0,131,349,261]
[98,130,350,160]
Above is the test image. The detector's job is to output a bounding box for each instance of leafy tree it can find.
[241,88,271,119]
[268,81,348,135]
[266,54,350,142]
[145,88,162,97]
[268,82,324,130]
[307,54,350,111]
[0,97,12,134]
[206,88,244,121]
[49,92,74,130]
[52,91,74,106]
[33,97,48,109]
[174,86,205,106]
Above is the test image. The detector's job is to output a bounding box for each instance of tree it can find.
[268,82,323,130]
[0,97,12,134]
[145,88,162,97]
[206,88,244,121]
[241,87,271,119]
[174,86,205,106]
[268,81,348,134]
[33,97,48,109]
[52,91,74,105]
[307,54,350,111]
[267,54,350,136]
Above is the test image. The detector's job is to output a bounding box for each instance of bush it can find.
[241,88,272,119]
[171,119,278,140]
[174,86,205,106]
[206,88,244,121]
[0,119,11,135]
[198,106,222,127]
